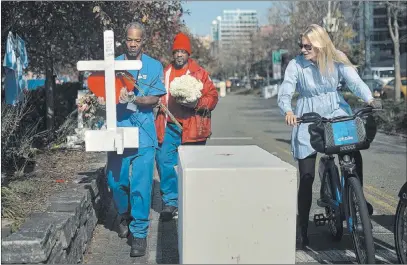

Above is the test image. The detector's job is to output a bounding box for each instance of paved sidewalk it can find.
[83,173,398,264]
[83,174,179,264]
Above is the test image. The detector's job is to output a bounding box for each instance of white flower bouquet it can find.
[169,75,203,104]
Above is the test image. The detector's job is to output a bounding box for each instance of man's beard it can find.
[174,58,187,69]
[126,48,142,59]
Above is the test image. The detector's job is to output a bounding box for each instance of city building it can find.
[210,16,221,57]
[347,1,407,67]
[210,9,259,56]
[219,9,259,50]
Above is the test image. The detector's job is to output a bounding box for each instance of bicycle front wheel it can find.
[321,163,343,241]
[395,200,407,264]
[346,176,376,264]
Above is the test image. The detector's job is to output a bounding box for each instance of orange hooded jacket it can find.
[155,58,219,144]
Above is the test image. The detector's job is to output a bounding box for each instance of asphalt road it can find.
[84,91,405,264]
[207,91,406,263]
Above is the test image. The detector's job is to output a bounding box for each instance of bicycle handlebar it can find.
[297,106,378,124]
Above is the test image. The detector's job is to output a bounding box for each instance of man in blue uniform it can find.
[105,22,166,257]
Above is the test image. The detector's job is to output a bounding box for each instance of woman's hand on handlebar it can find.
[285,111,297,126]
[368,98,383,109]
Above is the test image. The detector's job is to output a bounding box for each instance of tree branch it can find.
[394,8,399,40]
[387,4,396,42]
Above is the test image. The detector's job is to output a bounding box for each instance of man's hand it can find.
[119,87,130,104]
[118,87,137,104]
[133,96,159,106]
[179,100,198,109]
[368,98,383,109]
[285,111,297,126]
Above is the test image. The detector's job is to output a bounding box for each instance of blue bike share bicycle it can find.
[395,181,407,264]
[297,106,378,264]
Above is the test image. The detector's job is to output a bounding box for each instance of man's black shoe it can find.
[118,216,130,238]
[130,236,147,257]
[160,205,178,222]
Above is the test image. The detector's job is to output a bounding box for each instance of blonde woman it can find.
[278,24,381,248]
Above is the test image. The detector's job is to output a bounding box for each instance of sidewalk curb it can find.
[378,129,407,139]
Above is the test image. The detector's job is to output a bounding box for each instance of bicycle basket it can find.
[308,115,377,154]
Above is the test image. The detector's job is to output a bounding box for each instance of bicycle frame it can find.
[319,155,341,210]
[321,152,362,233]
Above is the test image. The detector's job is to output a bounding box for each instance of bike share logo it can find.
[337,136,354,142]
[340,144,356,152]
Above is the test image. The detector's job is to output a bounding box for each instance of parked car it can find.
[250,78,267,89]
[231,79,242,88]
[338,78,385,98]
[363,67,395,84]
[364,79,386,98]
[381,77,407,99]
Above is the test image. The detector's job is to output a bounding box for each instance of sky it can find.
[182,1,273,36]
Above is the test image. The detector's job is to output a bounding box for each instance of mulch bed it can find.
[1,148,104,232]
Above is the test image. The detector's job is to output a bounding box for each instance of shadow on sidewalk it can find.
[299,215,397,264]
[156,218,179,264]
[371,214,395,234]
[152,178,179,264]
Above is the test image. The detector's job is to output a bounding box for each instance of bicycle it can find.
[297,106,378,264]
[395,181,407,264]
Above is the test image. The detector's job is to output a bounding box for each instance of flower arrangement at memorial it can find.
[76,92,106,129]
[169,75,203,104]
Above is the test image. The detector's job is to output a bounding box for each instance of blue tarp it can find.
[3,32,29,105]
[26,76,74,90]
[27,79,45,90]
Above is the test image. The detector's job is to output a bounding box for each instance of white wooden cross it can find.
[76,30,142,154]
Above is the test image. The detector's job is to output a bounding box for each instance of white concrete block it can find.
[177,145,298,264]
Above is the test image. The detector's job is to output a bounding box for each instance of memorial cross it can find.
[76,30,142,154]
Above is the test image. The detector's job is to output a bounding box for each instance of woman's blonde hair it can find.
[301,24,355,77]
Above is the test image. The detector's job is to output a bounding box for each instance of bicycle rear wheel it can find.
[395,200,407,264]
[346,176,375,264]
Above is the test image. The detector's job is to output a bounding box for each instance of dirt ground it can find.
[1,148,104,232]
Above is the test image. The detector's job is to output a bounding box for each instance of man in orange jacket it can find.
[155,32,219,221]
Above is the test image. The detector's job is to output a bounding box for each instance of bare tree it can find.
[267,1,359,58]
[2,1,185,131]
[215,1,360,83]
[387,1,407,101]
[219,39,250,80]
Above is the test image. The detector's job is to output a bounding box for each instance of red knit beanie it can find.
[172,32,191,55]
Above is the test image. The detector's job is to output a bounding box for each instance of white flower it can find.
[169,75,203,103]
